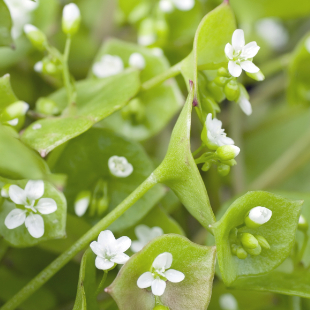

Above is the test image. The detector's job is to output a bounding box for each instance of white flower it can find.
[108,156,133,178]
[62,3,81,35]
[159,0,195,12]
[92,55,124,78]
[205,113,234,148]
[4,180,57,238]
[305,37,310,54]
[138,34,156,47]
[32,123,42,130]
[256,18,288,50]
[131,225,163,253]
[90,230,131,270]
[219,293,238,310]
[4,0,38,39]
[151,47,164,57]
[129,53,146,70]
[248,206,272,225]
[237,95,252,116]
[225,29,260,77]
[137,252,185,296]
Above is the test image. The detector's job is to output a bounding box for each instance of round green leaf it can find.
[108,234,216,310]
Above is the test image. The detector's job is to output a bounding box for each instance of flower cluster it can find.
[108,156,133,178]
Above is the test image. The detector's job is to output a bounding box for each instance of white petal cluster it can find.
[159,0,195,13]
[4,0,38,39]
[225,29,260,77]
[108,156,133,178]
[131,225,163,253]
[92,55,124,78]
[90,230,131,270]
[129,53,146,70]
[4,180,57,238]
[248,206,272,225]
[219,293,238,310]
[206,113,234,148]
[137,252,185,296]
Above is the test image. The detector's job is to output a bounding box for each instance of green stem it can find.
[248,128,310,190]
[0,174,157,310]
[95,270,108,295]
[289,296,301,310]
[297,232,309,264]
[192,144,204,157]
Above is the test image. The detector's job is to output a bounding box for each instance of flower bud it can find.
[245,206,272,228]
[230,243,238,255]
[224,80,240,101]
[1,184,11,198]
[219,293,238,310]
[236,246,247,259]
[121,98,145,124]
[217,67,230,77]
[34,61,43,73]
[24,24,47,51]
[245,243,262,256]
[216,145,240,161]
[213,76,228,87]
[36,98,60,116]
[129,53,146,70]
[255,235,270,249]
[298,215,308,232]
[62,3,81,36]
[240,233,259,249]
[201,161,211,172]
[89,179,109,217]
[246,70,265,81]
[74,190,91,217]
[138,18,156,46]
[217,164,230,176]
[153,306,169,310]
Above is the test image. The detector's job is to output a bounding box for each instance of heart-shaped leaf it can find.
[108,234,216,310]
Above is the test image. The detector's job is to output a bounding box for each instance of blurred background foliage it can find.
[1,0,310,309]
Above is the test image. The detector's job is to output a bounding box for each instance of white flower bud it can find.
[219,293,238,310]
[62,3,81,36]
[159,0,174,13]
[1,184,11,198]
[298,215,308,232]
[92,55,124,78]
[216,145,240,161]
[34,61,43,73]
[245,206,272,228]
[129,53,146,70]
[24,24,47,50]
[74,191,91,217]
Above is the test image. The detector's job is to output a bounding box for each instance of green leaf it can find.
[0,74,18,111]
[0,179,67,247]
[108,234,216,310]
[0,0,13,47]
[212,191,303,286]
[51,128,165,232]
[287,33,310,107]
[93,39,183,141]
[73,249,99,310]
[20,70,140,155]
[154,85,216,230]
[0,125,49,180]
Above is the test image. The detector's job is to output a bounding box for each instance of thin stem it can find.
[0,174,157,310]
[95,270,108,295]
[297,232,309,264]
[192,144,204,157]
[289,296,301,310]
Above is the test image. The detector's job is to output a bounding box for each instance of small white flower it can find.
[34,61,43,73]
[137,252,185,296]
[138,34,156,47]
[92,55,124,78]
[129,53,146,70]
[248,206,272,225]
[108,156,133,178]
[159,0,195,12]
[24,23,38,34]
[205,113,234,148]
[131,225,163,253]
[305,37,310,54]
[32,123,42,130]
[74,191,91,217]
[225,29,260,77]
[151,47,164,57]
[237,95,252,116]
[63,3,80,24]
[90,230,131,270]
[4,180,57,238]
[219,293,238,310]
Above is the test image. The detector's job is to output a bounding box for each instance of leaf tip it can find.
[223,0,230,4]
[40,150,47,158]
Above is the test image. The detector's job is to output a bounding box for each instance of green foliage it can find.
[108,234,216,310]
[0,0,12,47]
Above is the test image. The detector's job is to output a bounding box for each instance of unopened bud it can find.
[298,215,308,232]
[201,161,211,172]
[231,244,238,255]
[217,164,230,176]
[153,306,169,310]
[121,98,145,124]
[245,206,272,228]
[224,80,240,101]
[34,61,43,73]
[24,24,47,51]
[1,184,11,198]
[36,98,60,116]
[219,293,238,310]
[236,246,247,259]
[90,179,109,217]
[245,243,262,256]
[62,3,81,36]
[217,67,230,77]
[214,76,228,87]
[74,191,91,217]
[255,235,270,249]
[246,70,265,81]
[240,233,258,249]
[216,145,240,161]
[129,53,146,70]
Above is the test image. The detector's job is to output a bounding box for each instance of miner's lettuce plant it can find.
[0,0,310,309]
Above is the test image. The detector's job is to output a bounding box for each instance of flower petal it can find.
[95,256,114,270]
[240,61,260,73]
[232,29,245,50]
[238,96,252,115]
[9,185,27,205]
[98,230,116,246]
[4,209,26,229]
[152,252,173,270]
[25,213,44,238]
[25,180,44,201]
[151,278,166,296]
[131,241,144,253]
[135,224,151,242]
[111,253,130,264]
[90,241,105,257]
[115,236,131,253]
[242,41,260,58]
[137,272,154,288]
[224,43,233,59]
[219,136,235,146]
[35,198,57,214]
[228,61,242,77]
[173,0,195,11]
[150,227,164,239]
[165,269,185,283]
